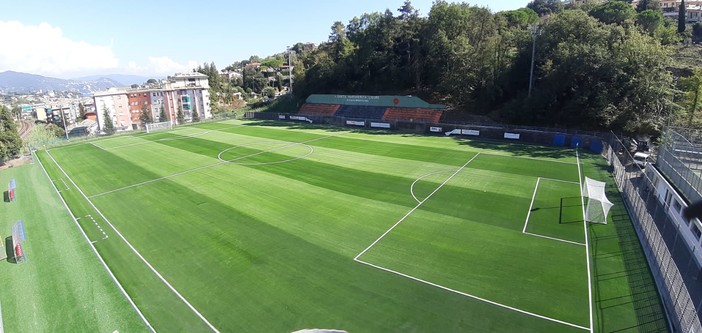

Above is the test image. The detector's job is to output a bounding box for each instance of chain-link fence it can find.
[604,132,702,333]
[657,128,702,204]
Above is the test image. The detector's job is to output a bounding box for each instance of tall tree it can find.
[527,0,563,16]
[139,104,153,126]
[637,9,664,34]
[0,105,22,160]
[590,1,636,25]
[679,0,687,34]
[191,103,200,123]
[158,105,167,122]
[176,106,185,125]
[101,107,115,135]
[77,102,86,121]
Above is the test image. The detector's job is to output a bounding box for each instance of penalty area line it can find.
[522,177,585,246]
[354,258,589,331]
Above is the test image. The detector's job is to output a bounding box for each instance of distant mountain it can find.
[0,71,121,95]
[72,74,154,86]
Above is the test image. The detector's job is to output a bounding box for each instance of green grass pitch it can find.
[26,119,667,332]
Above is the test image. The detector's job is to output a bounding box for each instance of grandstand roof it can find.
[305,94,447,109]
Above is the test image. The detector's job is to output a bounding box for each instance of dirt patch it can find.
[0,155,33,170]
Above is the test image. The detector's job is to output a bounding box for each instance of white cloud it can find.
[147,56,199,75]
[0,21,201,78]
[0,21,119,77]
[122,56,198,76]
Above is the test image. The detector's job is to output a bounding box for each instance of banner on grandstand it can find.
[370,122,390,129]
[290,115,313,123]
[346,120,365,126]
[430,126,442,133]
[504,132,520,140]
[461,129,480,136]
[278,114,287,119]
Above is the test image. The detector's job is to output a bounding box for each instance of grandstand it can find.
[336,105,388,120]
[383,108,443,123]
[298,94,446,123]
[298,103,340,117]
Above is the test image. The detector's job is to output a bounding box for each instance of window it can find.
[692,224,702,240]
[672,200,682,214]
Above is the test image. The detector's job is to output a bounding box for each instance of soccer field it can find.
[34,119,666,332]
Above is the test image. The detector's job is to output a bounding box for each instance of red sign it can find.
[393,98,399,105]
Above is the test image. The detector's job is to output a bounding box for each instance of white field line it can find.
[34,151,156,332]
[89,134,341,198]
[480,152,578,165]
[523,177,542,233]
[45,150,220,333]
[522,177,585,246]
[524,232,585,246]
[539,177,580,185]
[60,178,69,190]
[90,142,107,151]
[354,258,589,331]
[576,148,595,333]
[409,170,455,203]
[354,153,480,260]
[99,131,211,151]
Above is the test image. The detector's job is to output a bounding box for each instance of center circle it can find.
[217,141,314,165]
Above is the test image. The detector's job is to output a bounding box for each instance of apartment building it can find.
[92,71,211,132]
[93,88,130,132]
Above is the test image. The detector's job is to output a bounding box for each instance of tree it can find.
[262,87,277,99]
[146,78,158,84]
[636,0,662,12]
[159,105,167,122]
[176,106,185,125]
[102,107,115,135]
[77,102,86,122]
[191,104,200,123]
[590,1,636,25]
[680,68,702,126]
[527,0,563,16]
[0,105,22,160]
[637,9,664,34]
[139,104,153,126]
[24,124,60,150]
[679,0,687,34]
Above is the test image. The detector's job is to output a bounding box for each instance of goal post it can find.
[145,121,173,134]
[582,177,614,224]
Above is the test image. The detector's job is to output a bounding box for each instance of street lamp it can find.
[528,21,541,99]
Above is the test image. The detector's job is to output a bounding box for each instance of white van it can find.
[633,152,650,168]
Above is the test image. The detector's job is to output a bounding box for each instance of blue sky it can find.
[0,0,529,78]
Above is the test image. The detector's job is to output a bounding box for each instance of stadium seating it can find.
[335,105,388,120]
[383,108,443,123]
[298,103,340,117]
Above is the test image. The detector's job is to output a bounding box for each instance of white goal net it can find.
[145,121,173,133]
[582,177,614,224]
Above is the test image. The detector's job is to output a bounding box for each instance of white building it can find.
[93,88,130,132]
[162,72,212,123]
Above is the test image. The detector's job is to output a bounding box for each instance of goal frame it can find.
[145,121,173,134]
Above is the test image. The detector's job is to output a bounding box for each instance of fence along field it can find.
[35,119,665,332]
